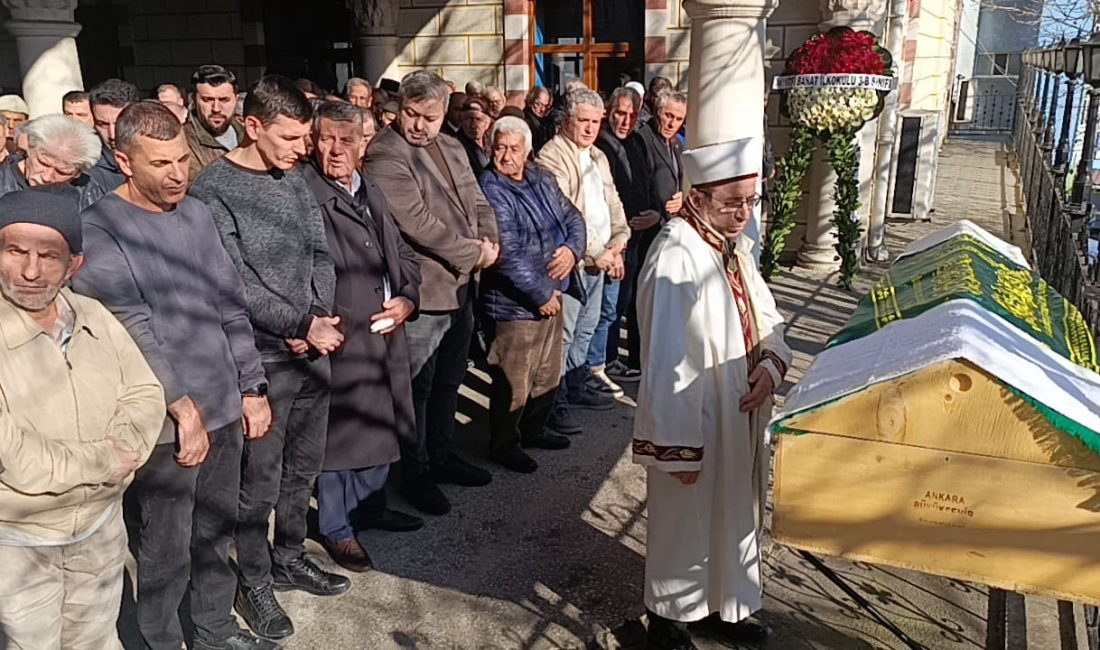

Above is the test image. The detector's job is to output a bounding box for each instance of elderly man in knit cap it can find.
[633,137,792,650]
[0,189,165,649]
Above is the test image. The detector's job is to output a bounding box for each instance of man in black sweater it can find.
[190,75,348,643]
[75,102,275,650]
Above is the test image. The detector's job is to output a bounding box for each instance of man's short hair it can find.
[156,83,186,102]
[313,100,363,134]
[648,76,673,96]
[295,78,327,98]
[525,86,549,105]
[191,64,237,90]
[345,77,372,96]
[62,90,89,106]
[489,116,532,153]
[115,101,184,154]
[464,80,484,97]
[608,86,641,112]
[23,115,101,172]
[243,75,314,125]
[400,71,452,110]
[89,79,141,108]
[654,90,688,114]
[563,89,604,119]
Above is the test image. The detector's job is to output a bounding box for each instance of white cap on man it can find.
[681,136,763,188]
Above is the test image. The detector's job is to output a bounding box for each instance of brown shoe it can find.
[322,537,373,573]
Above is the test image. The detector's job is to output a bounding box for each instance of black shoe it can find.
[235,583,294,641]
[687,613,770,645]
[400,480,451,515]
[568,385,615,410]
[521,431,571,450]
[547,405,582,435]
[490,448,539,473]
[432,455,492,487]
[193,630,280,650]
[646,610,698,650]
[359,508,424,532]
[271,556,351,597]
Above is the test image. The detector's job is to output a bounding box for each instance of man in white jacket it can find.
[633,136,792,650]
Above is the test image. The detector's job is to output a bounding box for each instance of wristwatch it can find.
[242,384,268,398]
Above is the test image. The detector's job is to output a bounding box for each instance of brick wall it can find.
[396,0,505,89]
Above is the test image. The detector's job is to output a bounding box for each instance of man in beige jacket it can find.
[536,88,630,434]
[0,189,165,650]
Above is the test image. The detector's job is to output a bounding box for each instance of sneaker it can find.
[193,630,280,650]
[489,448,539,473]
[235,583,294,641]
[271,556,351,596]
[547,405,583,435]
[606,360,642,383]
[568,385,615,410]
[432,455,492,487]
[588,366,624,397]
[521,431,571,450]
[400,480,452,516]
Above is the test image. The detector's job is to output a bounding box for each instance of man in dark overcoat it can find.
[302,100,423,572]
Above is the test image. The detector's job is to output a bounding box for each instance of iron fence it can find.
[1014,62,1100,339]
[954,79,1019,134]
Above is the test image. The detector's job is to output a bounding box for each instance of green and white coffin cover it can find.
[770,221,1100,454]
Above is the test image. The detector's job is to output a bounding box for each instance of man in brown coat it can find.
[364,70,499,517]
[184,65,245,184]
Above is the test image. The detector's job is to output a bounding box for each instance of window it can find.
[530,0,642,93]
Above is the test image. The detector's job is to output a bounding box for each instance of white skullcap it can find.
[625,81,645,97]
[682,136,762,188]
[0,95,28,115]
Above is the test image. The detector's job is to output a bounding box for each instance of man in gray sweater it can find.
[74,102,274,650]
[190,75,349,643]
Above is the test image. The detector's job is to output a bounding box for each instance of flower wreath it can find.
[762,27,896,289]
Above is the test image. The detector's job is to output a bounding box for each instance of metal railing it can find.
[1014,57,1100,339]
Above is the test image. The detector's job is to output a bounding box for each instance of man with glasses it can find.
[523,87,554,154]
[633,137,791,650]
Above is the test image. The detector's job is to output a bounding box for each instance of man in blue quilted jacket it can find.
[479,116,586,474]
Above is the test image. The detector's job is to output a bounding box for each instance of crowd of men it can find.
[0,60,789,650]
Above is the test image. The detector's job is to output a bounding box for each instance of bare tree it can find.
[981,0,1095,41]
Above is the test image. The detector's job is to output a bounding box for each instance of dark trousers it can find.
[402,296,474,476]
[236,357,330,587]
[132,422,244,649]
[316,465,389,543]
[487,315,563,454]
[618,238,652,370]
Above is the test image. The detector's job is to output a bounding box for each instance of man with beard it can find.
[191,75,348,642]
[365,70,499,516]
[62,90,95,128]
[301,100,423,572]
[88,79,141,191]
[74,101,275,650]
[185,65,244,184]
[634,137,790,650]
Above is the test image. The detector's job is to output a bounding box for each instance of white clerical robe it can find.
[633,217,791,624]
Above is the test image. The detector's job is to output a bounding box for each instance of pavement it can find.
[117,136,1095,649]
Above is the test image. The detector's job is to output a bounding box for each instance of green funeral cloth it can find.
[828,234,1099,372]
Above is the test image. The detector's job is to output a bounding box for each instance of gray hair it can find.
[654,90,688,115]
[489,116,532,153]
[346,77,372,93]
[23,114,101,172]
[465,80,484,96]
[399,70,451,110]
[313,100,364,135]
[608,86,641,111]
[564,89,604,119]
[563,77,587,95]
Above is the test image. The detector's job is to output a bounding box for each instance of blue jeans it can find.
[587,277,620,369]
[560,270,604,399]
[317,465,390,543]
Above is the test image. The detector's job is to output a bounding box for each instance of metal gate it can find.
[952,78,1019,134]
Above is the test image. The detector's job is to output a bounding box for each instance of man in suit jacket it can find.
[636,90,687,234]
[364,71,500,517]
[302,100,425,572]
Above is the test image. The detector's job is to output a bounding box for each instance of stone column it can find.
[797,0,887,268]
[2,0,83,118]
[349,0,400,85]
[682,0,778,256]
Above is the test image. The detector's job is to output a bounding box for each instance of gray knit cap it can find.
[0,188,83,253]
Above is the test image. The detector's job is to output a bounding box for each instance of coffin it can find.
[770,221,1100,604]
